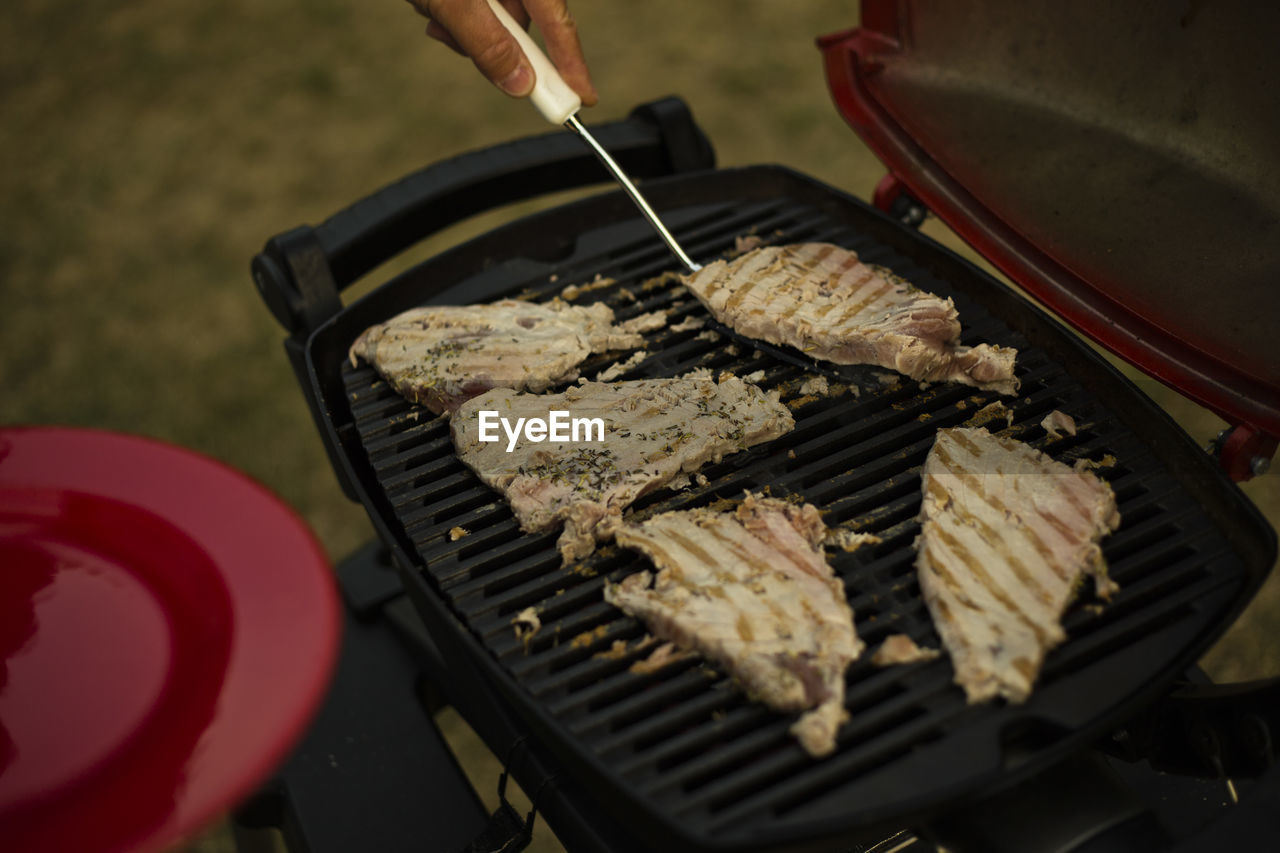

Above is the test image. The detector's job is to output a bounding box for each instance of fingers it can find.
[413,0,534,97]
[524,0,597,106]
[425,20,465,56]
[426,1,531,56]
[409,0,597,106]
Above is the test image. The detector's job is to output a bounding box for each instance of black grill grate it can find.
[339,193,1247,849]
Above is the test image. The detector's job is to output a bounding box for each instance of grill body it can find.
[265,128,1273,850]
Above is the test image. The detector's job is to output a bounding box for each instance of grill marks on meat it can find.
[684,243,1019,394]
[916,427,1120,704]
[607,494,862,758]
[349,299,654,414]
[451,372,794,563]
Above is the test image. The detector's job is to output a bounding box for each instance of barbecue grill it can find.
[246,4,1278,851]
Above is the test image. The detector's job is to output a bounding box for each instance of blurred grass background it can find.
[1,2,1275,851]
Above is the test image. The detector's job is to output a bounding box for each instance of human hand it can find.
[407,0,598,106]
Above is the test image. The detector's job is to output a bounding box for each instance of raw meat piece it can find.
[349,299,657,414]
[825,528,882,552]
[511,607,540,639]
[451,371,793,563]
[799,375,830,396]
[1041,410,1078,438]
[630,641,696,675]
[606,494,863,758]
[596,350,648,382]
[870,634,941,666]
[683,243,1018,393]
[916,427,1120,703]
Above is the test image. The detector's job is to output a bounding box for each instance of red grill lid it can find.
[819,0,1280,439]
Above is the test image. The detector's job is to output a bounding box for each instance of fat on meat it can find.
[607,494,863,758]
[870,634,941,667]
[684,243,1018,394]
[916,427,1120,704]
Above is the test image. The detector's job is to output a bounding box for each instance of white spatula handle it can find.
[485,0,581,125]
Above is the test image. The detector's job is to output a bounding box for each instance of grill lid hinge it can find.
[874,172,928,229]
[1207,423,1277,482]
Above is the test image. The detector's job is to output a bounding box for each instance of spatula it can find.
[485,0,701,272]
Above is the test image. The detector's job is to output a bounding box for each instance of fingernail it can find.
[499,63,534,97]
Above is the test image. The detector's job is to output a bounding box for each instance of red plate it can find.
[0,427,340,853]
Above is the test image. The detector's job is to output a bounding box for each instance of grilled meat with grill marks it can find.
[606,494,862,758]
[916,427,1120,704]
[451,371,794,563]
[349,299,656,414]
[684,243,1018,394]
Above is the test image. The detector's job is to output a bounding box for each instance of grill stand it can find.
[229,541,488,853]
[231,543,1280,853]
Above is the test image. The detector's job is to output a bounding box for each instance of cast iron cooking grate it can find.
[339,195,1244,844]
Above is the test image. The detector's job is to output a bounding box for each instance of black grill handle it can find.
[254,96,714,335]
